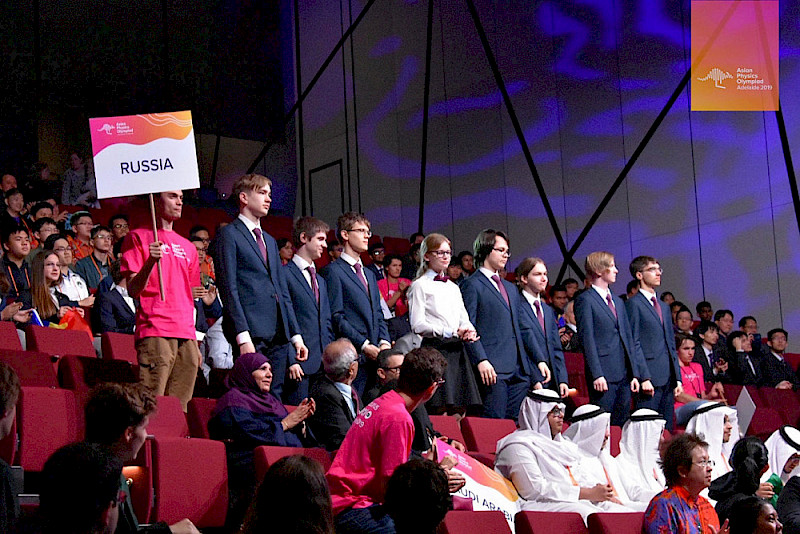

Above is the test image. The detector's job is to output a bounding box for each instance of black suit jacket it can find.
[692,345,730,383]
[761,352,800,388]
[96,288,138,335]
[732,351,765,386]
[284,261,334,376]
[308,376,361,451]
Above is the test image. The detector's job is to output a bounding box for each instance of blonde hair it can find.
[232,174,272,205]
[585,251,615,279]
[416,233,451,279]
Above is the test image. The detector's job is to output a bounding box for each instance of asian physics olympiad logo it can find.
[696,66,772,91]
[96,121,135,136]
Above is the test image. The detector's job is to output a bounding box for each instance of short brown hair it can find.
[293,216,330,246]
[0,362,20,414]
[398,347,447,395]
[336,212,370,243]
[660,432,708,487]
[629,255,658,278]
[85,383,157,446]
[585,251,615,278]
[232,174,272,205]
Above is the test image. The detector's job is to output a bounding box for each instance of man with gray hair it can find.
[308,339,362,451]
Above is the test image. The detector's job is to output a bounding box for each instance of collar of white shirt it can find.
[111,283,129,298]
[591,284,612,301]
[772,351,784,362]
[521,290,541,307]
[424,269,441,280]
[479,266,499,281]
[340,252,362,268]
[638,287,656,302]
[237,213,262,235]
[292,255,311,271]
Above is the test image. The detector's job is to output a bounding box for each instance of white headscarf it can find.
[518,389,565,436]
[563,404,611,458]
[616,409,666,491]
[763,426,800,483]
[685,401,739,481]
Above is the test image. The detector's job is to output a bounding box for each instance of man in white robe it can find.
[685,401,739,483]
[613,408,667,503]
[495,392,634,522]
[763,426,800,486]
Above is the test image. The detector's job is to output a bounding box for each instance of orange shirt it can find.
[68,235,93,261]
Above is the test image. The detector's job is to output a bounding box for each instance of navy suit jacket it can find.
[625,292,680,388]
[460,272,539,378]
[96,288,137,335]
[216,217,300,343]
[518,296,568,386]
[322,257,389,353]
[575,288,647,383]
[284,261,334,376]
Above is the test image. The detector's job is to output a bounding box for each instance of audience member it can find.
[326,347,447,534]
[327,242,344,264]
[283,216,334,404]
[575,251,649,426]
[516,257,569,397]
[446,258,464,285]
[69,211,95,260]
[241,455,334,534]
[188,225,214,283]
[685,401,739,483]
[697,301,714,323]
[209,353,315,525]
[762,329,799,389]
[710,437,773,522]
[84,383,199,534]
[560,299,582,352]
[385,459,452,534]
[378,253,411,342]
[624,279,639,301]
[0,362,20,533]
[28,251,83,324]
[28,201,54,222]
[728,495,781,534]
[363,348,404,405]
[763,427,800,498]
[778,476,800,534]
[0,189,29,235]
[670,301,686,324]
[39,442,123,534]
[323,211,391,396]
[407,233,481,413]
[216,174,307,399]
[674,333,726,415]
[716,309,736,347]
[365,241,386,280]
[549,284,568,316]
[496,391,633,521]
[1,174,17,192]
[461,229,543,420]
[660,291,676,305]
[45,234,94,308]
[675,307,695,335]
[74,225,114,290]
[95,261,136,335]
[728,331,765,386]
[2,225,31,303]
[457,250,475,276]
[61,152,98,207]
[109,214,130,258]
[121,190,201,410]
[277,237,294,265]
[614,408,667,503]
[626,256,682,428]
[30,217,57,253]
[695,320,731,383]
[308,339,361,452]
[642,433,722,534]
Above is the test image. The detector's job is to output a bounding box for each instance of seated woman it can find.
[674,333,726,417]
[209,352,315,526]
[710,437,774,522]
[27,251,84,325]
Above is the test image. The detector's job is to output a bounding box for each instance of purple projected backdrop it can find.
[291,0,800,342]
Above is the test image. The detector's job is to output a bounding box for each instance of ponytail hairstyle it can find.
[416,233,451,280]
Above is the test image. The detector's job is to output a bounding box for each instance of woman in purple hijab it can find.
[209,353,316,525]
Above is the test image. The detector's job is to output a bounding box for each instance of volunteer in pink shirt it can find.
[326,347,448,534]
[121,190,201,410]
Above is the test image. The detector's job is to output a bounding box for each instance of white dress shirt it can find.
[407,269,474,340]
[58,269,89,302]
[334,381,356,418]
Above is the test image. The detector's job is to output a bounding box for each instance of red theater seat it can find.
[0,321,23,350]
[515,511,587,534]
[439,510,511,534]
[253,446,332,482]
[383,236,410,256]
[187,398,216,439]
[784,353,800,372]
[148,396,190,438]
[101,332,138,365]
[57,354,138,391]
[460,417,516,454]
[587,512,644,534]
[610,425,622,457]
[430,415,466,446]
[18,387,78,471]
[0,350,58,387]
[26,324,96,357]
[151,437,228,528]
[748,408,783,441]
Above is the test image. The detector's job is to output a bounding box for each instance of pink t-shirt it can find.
[676,362,705,409]
[326,390,414,515]
[377,278,411,317]
[120,227,199,340]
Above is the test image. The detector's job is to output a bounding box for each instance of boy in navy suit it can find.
[283,216,335,404]
[216,174,307,400]
[322,212,390,395]
[460,229,543,419]
[575,251,652,426]
[626,255,683,429]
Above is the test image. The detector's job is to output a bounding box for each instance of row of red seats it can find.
[440,510,643,534]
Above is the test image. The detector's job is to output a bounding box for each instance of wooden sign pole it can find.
[149,193,166,301]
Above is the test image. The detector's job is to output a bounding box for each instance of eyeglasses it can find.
[113,223,129,229]
[548,407,564,417]
[371,249,385,255]
[492,247,511,257]
[75,222,93,226]
[53,247,69,253]
[382,365,402,373]
[194,237,211,243]
[430,250,452,258]
[693,459,715,468]
[94,235,112,241]
[642,267,663,274]
[348,228,372,237]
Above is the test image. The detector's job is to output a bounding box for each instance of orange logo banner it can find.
[691,1,779,111]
